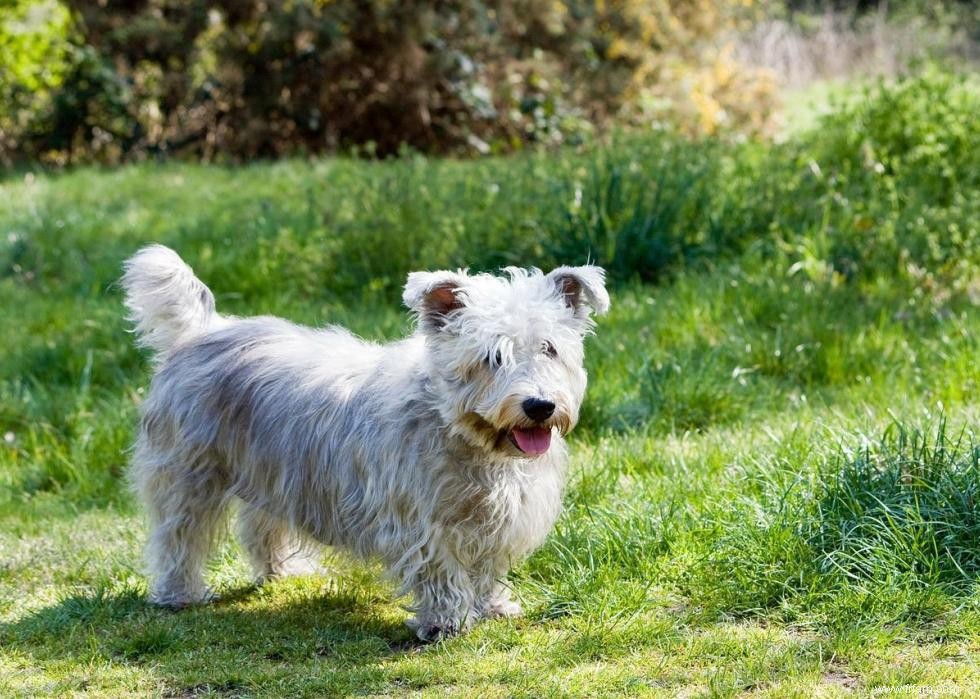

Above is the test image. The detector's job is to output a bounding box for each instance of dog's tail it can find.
[122,245,218,356]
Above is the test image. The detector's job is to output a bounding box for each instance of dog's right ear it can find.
[403,271,468,332]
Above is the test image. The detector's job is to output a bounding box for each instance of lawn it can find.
[1,71,979,697]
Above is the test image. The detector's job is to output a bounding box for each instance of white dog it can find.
[122,245,608,641]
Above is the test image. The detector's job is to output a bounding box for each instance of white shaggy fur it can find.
[122,245,608,641]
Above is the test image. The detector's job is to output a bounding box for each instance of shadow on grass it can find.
[1,579,425,695]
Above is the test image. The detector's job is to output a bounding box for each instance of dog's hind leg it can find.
[236,502,320,583]
[135,447,230,608]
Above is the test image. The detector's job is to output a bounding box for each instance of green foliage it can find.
[694,422,980,620]
[0,0,73,158]
[5,70,974,297]
[1,0,775,164]
[0,0,71,92]
[809,69,979,202]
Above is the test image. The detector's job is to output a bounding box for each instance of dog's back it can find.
[124,247,428,555]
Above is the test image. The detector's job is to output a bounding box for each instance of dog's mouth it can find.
[507,426,553,456]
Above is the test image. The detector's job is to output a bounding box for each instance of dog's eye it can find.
[542,341,558,359]
[485,349,502,367]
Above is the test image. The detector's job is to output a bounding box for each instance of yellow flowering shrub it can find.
[1,0,778,163]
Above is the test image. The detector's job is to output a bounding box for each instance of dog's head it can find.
[403,266,609,459]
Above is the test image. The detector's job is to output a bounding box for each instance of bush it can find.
[786,69,980,286]
[0,0,73,159]
[1,0,776,164]
[2,69,975,301]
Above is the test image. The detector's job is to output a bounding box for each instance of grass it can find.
[1,70,979,696]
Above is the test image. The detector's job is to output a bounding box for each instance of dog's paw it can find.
[482,597,522,619]
[410,618,461,643]
[149,587,218,610]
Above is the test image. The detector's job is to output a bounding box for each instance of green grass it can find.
[1,70,979,696]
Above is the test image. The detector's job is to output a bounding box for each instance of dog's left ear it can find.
[547,265,610,317]
[403,270,468,331]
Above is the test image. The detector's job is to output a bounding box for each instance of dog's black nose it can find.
[522,398,556,423]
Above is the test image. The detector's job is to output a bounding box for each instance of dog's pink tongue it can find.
[512,427,552,455]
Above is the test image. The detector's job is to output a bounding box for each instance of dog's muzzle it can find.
[507,398,558,455]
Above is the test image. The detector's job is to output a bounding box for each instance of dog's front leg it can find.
[405,558,477,642]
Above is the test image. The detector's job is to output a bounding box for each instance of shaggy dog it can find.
[122,245,608,640]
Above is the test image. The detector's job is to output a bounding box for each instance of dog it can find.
[122,245,608,641]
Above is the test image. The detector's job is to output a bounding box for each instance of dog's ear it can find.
[403,271,468,331]
[547,265,610,317]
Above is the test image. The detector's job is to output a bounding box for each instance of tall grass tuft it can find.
[694,421,980,623]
